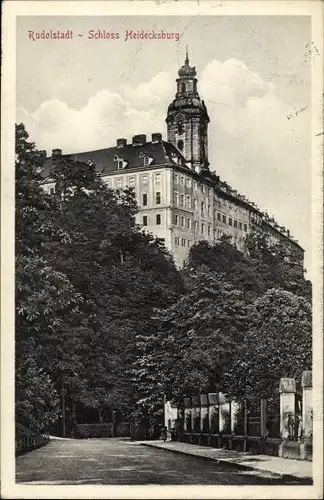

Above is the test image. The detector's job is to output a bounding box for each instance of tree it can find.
[134,268,247,417]
[15,124,90,431]
[15,339,60,433]
[224,288,312,402]
[188,233,311,302]
[42,149,182,422]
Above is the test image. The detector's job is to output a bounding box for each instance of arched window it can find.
[181,82,186,93]
[177,139,184,151]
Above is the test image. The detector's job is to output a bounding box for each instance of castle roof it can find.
[41,134,188,179]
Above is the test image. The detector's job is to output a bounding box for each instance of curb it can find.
[141,443,312,483]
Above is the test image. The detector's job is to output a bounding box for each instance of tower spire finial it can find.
[185,45,189,65]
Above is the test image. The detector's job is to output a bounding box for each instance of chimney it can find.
[116,138,127,148]
[52,148,62,157]
[40,150,47,158]
[151,133,162,143]
[132,134,146,146]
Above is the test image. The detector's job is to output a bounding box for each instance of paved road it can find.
[16,438,304,485]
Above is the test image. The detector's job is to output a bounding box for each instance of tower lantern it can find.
[166,49,210,172]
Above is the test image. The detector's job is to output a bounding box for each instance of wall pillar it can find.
[191,396,201,432]
[260,398,267,439]
[200,395,209,432]
[208,393,219,434]
[183,397,192,432]
[231,401,240,433]
[279,378,296,439]
[302,370,312,439]
[219,392,230,433]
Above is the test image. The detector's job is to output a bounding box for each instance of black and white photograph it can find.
[1,1,323,498]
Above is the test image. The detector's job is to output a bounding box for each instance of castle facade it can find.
[42,53,304,267]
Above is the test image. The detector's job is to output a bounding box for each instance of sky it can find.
[16,15,312,276]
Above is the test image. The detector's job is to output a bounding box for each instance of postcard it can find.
[1,1,323,499]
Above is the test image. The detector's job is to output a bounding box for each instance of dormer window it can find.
[114,154,127,170]
[144,156,150,166]
[178,122,184,134]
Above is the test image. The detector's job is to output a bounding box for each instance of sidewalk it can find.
[141,440,313,480]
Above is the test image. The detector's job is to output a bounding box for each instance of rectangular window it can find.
[201,223,204,234]
[181,216,185,228]
[156,192,161,204]
[186,177,191,188]
[229,217,233,226]
[187,240,191,247]
[217,212,221,221]
[239,221,243,230]
[180,194,184,206]
[234,219,238,228]
[201,202,204,215]
[208,188,212,196]
[193,181,197,190]
[128,176,135,187]
[175,236,180,245]
[142,193,148,206]
[116,178,123,188]
[174,191,178,205]
[194,221,198,231]
[156,214,161,225]
[181,238,186,247]
[208,225,211,236]
[244,223,248,232]
[180,176,184,185]
[155,173,161,183]
[186,195,191,208]
[142,175,148,184]
[142,215,148,226]
[187,218,191,229]
[222,214,226,224]
[201,184,205,194]
[174,173,178,183]
[207,204,211,216]
[173,214,178,225]
[194,198,197,209]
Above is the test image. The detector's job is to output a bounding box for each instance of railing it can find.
[15,431,49,456]
[266,415,281,439]
[287,414,302,442]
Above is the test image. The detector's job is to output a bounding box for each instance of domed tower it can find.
[166,49,210,172]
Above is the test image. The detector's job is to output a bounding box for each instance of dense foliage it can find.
[15,123,182,433]
[135,236,312,414]
[15,123,312,434]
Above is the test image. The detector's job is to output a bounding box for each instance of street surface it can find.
[16,438,305,485]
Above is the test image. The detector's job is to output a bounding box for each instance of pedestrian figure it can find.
[160,425,167,442]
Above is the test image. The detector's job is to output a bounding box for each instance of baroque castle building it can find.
[42,52,304,268]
